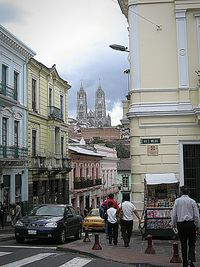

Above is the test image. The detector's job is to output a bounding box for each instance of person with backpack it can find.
[99,193,118,237]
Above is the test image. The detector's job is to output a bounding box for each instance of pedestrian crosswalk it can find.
[0,251,93,267]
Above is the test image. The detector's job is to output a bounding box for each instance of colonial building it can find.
[117,158,131,203]
[118,0,200,219]
[76,83,111,127]
[27,58,71,207]
[0,25,35,208]
[69,140,119,211]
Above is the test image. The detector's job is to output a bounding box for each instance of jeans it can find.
[107,221,118,244]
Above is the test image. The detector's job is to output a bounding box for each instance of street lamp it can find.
[109,44,129,52]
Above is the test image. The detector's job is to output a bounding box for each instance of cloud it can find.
[0,0,129,126]
[108,101,123,126]
[0,3,27,23]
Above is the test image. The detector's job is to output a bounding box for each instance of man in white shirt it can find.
[171,186,200,267]
[119,193,141,247]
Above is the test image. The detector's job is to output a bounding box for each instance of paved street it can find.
[0,240,133,267]
[1,227,200,267]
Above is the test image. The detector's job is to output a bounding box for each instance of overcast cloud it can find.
[0,0,129,126]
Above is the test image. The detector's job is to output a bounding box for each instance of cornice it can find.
[127,102,194,118]
[0,24,36,60]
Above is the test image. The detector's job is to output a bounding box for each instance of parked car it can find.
[14,204,82,244]
[82,208,105,231]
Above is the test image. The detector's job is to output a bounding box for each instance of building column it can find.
[21,168,28,202]
[129,4,140,91]
[10,173,15,204]
[49,126,55,155]
[175,9,189,89]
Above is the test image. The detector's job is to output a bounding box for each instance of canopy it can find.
[145,173,178,185]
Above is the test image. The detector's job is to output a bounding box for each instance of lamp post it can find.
[109,44,129,52]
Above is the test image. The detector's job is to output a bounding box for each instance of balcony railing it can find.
[48,106,63,120]
[74,178,102,189]
[0,83,17,100]
[30,154,71,173]
[0,146,28,159]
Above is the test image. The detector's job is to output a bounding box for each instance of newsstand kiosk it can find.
[143,173,179,238]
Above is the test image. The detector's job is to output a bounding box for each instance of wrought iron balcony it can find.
[48,106,63,121]
[0,83,17,100]
[74,178,102,189]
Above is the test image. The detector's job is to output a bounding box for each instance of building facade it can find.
[69,142,119,211]
[27,58,71,207]
[118,0,200,219]
[69,144,103,210]
[76,83,111,127]
[0,25,35,208]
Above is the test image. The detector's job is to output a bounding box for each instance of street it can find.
[0,239,134,267]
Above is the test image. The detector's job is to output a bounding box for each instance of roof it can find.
[117,158,131,171]
[69,145,102,157]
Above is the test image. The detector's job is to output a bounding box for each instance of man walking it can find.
[171,186,200,267]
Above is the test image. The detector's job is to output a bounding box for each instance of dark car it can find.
[14,204,82,244]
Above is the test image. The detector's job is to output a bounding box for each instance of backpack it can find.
[99,201,107,219]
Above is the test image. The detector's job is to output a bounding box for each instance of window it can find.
[183,144,200,202]
[32,79,37,112]
[32,130,37,156]
[2,117,8,146]
[60,95,63,120]
[14,71,19,100]
[14,121,19,147]
[49,88,52,107]
[2,65,7,94]
[122,175,129,189]
[61,136,64,158]
[2,118,8,157]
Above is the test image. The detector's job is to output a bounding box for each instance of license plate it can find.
[28,230,37,235]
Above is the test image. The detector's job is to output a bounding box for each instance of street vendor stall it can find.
[143,173,179,238]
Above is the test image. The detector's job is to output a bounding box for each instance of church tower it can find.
[76,83,87,123]
[95,85,106,127]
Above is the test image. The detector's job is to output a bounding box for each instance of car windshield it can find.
[89,209,99,216]
[29,206,65,217]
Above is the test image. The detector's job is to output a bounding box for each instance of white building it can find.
[0,25,35,208]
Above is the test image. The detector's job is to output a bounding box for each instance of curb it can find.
[56,245,174,267]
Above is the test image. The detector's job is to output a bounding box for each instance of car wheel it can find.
[57,228,66,244]
[15,236,25,244]
[74,226,82,240]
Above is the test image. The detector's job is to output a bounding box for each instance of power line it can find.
[111,0,162,30]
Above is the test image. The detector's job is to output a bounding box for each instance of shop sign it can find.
[141,138,160,144]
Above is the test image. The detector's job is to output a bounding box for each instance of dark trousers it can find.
[107,221,118,244]
[177,221,196,267]
[120,219,133,245]
[0,214,4,228]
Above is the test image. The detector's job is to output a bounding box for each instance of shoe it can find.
[113,243,117,245]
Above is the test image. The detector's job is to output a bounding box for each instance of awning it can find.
[145,173,178,185]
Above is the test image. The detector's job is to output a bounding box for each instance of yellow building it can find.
[118,0,200,218]
[27,58,71,207]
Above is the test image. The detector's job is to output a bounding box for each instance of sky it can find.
[0,0,129,126]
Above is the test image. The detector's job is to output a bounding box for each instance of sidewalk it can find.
[0,225,15,242]
[58,232,200,267]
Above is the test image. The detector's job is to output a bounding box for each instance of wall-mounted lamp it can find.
[109,44,129,52]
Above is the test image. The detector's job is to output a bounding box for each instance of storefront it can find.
[143,173,179,238]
